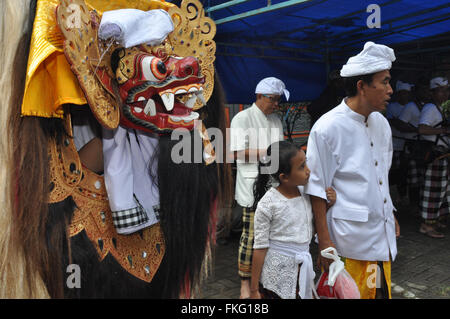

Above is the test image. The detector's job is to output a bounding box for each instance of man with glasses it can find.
[229,77,289,298]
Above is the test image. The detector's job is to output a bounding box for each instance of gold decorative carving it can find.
[56,0,120,129]
[48,116,165,283]
[167,0,216,110]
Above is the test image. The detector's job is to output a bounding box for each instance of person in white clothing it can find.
[250,141,336,299]
[385,80,413,204]
[305,42,400,299]
[417,77,450,238]
[397,77,430,212]
[229,77,288,299]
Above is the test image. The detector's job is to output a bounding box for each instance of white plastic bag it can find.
[315,247,360,299]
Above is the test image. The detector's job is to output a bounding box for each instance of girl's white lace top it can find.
[253,186,315,299]
[253,186,313,249]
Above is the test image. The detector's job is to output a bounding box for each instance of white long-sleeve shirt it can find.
[386,101,406,151]
[419,102,449,147]
[304,99,397,262]
[229,104,284,207]
[398,101,421,141]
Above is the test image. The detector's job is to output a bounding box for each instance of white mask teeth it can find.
[185,94,198,109]
[169,112,199,123]
[183,112,199,123]
[169,115,182,122]
[175,88,188,95]
[196,91,206,105]
[160,92,175,111]
[144,99,156,116]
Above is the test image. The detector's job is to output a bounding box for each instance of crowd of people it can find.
[385,76,449,238]
[228,41,449,300]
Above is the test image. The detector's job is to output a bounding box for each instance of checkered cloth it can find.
[111,196,149,231]
[420,157,450,220]
[238,207,255,279]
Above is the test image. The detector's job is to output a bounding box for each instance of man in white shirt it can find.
[386,81,413,205]
[229,77,287,298]
[417,77,450,238]
[397,77,430,212]
[305,42,400,299]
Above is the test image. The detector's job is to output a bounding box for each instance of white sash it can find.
[269,240,318,299]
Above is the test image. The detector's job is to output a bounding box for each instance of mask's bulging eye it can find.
[142,56,167,81]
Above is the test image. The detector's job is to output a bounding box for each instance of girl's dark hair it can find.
[252,141,300,211]
[343,73,375,97]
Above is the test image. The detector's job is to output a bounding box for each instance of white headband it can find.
[340,41,396,77]
[396,80,414,92]
[430,77,449,89]
[255,77,290,101]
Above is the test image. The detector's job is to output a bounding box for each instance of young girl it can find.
[250,141,336,299]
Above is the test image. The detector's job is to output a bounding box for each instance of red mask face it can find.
[114,47,206,134]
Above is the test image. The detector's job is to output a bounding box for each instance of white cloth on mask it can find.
[103,126,160,234]
[98,9,174,48]
[430,77,449,89]
[340,41,396,77]
[396,80,413,92]
[255,77,290,101]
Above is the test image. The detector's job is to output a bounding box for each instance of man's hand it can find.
[395,216,400,237]
[311,195,336,273]
[317,240,336,273]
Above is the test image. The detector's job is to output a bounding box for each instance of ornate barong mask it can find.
[115,47,205,132]
[53,0,216,134]
[13,0,219,292]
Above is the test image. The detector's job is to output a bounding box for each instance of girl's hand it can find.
[326,187,336,207]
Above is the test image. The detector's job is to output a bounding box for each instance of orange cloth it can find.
[343,258,391,299]
[22,52,87,118]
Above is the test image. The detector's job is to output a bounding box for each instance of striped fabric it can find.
[238,207,255,279]
[420,157,450,220]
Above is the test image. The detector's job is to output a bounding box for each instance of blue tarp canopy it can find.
[170,1,450,103]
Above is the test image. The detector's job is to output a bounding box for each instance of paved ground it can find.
[198,196,450,299]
